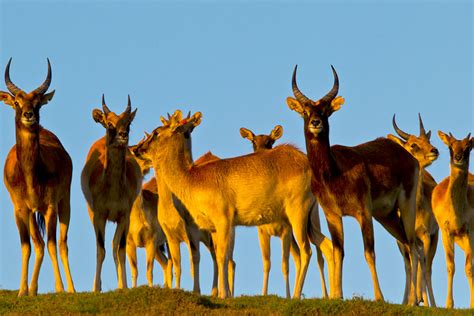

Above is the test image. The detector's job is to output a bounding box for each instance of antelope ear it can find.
[38,90,55,106]
[426,130,432,140]
[387,134,406,147]
[92,109,107,128]
[270,125,283,141]
[328,96,345,115]
[286,97,306,117]
[190,111,202,127]
[240,127,254,141]
[438,130,451,146]
[0,91,15,108]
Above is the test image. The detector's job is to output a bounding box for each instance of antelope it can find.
[131,116,228,297]
[287,65,420,304]
[432,131,473,308]
[134,110,332,299]
[81,95,142,292]
[387,114,439,306]
[240,125,331,298]
[1,58,75,296]
[126,140,170,288]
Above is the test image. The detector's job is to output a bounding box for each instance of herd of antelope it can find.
[0,58,472,309]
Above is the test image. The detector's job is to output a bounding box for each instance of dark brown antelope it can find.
[134,110,330,299]
[81,95,142,292]
[0,59,75,296]
[287,65,420,304]
[240,125,331,298]
[387,114,439,306]
[126,140,170,288]
[432,131,473,308]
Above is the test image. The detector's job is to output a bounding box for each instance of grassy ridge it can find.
[0,286,471,315]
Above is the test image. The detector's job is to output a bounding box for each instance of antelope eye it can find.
[14,101,19,107]
[410,143,418,149]
[107,123,114,129]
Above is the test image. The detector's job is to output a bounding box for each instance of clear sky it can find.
[0,0,472,308]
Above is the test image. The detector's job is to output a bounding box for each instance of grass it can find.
[0,286,472,315]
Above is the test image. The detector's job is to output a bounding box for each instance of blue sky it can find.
[0,0,472,308]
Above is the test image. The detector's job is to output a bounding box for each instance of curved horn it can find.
[418,113,427,137]
[319,65,339,103]
[32,58,52,95]
[4,58,21,95]
[126,95,132,113]
[102,94,111,115]
[292,65,311,105]
[392,114,410,140]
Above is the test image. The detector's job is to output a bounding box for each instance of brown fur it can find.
[134,111,318,299]
[287,66,419,304]
[81,98,142,292]
[432,131,474,308]
[240,125,332,298]
[387,115,440,307]
[1,60,75,297]
[132,130,233,297]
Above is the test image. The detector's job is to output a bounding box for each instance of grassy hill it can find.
[0,286,471,315]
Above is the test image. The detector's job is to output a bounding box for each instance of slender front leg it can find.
[397,241,411,304]
[289,235,302,298]
[126,239,138,287]
[145,241,156,287]
[204,236,218,297]
[213,222,231,299]
[92,214,106,293]
[257,229,271,296]
[425,231,438,307]
[167,240,182,289]
[14,209,31,297]
[281,228,292,299]
[441,229,455,308]
[44,208,65,293]
[228,227,236,297]
[326,213,344,299]
[112,216,129,289]
[28,212,45,296]
[187,236,201,294]
[459,233,474,309]
[58,196,75,293]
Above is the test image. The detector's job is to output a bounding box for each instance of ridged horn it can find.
[126,95,132,113]
[32,58,52,95]
[418,113,427,137]
[319,65,339,103]
[102,94,111,115]
[392,114,410,140]
[291,65,311,105]
[4,58,21,95]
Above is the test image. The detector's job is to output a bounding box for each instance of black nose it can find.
[311,119,322,127]
[119,132,128,138]
[431,148,439,155]
[455,154,463,161]
[23,111,33,119]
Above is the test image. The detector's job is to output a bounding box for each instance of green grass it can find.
[0,287,471,315]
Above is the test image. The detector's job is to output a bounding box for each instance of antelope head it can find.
[387,114,439,168]
[438,131,473,169]
[92,95,137,148]
[240,125,283,152]
[0,58,55,130]
[286,65,345,138]
[132,110,202,164]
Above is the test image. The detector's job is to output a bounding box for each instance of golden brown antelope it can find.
[240,125,331,298]
[387,114,439,306]
[134,110,332,299]
[432,131,473,308]
[126,141,170,288]
[81,95,142,292]
[1,58,75,296]
[287,65,420,304]
[131,116,225,297]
